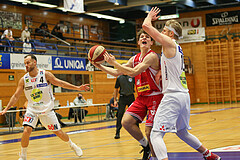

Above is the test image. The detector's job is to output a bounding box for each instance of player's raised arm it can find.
[142,7,176,58]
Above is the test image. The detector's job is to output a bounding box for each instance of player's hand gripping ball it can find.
[88,45,106,64]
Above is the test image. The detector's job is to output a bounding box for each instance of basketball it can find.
[88,45,106,64]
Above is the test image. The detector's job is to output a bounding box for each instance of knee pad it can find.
[176,129,202,149]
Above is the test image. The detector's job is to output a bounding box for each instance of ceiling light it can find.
[85,13,125,23]
[119,20,125,24]
[9,0,31,3]
[31,2,57,8]
[57,7,68,12]
[9,0,57,8]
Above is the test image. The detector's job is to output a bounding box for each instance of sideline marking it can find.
[1,106,239,145]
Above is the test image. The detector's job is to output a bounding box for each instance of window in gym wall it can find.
[52,74,89,93]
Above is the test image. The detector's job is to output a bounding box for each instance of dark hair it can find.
[24,54,37,62]
[137,29,153,41]
[77,93,83,96]
[8,26,12,29]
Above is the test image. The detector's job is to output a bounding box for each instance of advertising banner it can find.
[64,0,84,13]
[10,54,52,70]
[52,56,86,71]
[178,27,205,43]
[154,17,202,31]
[0,53,10,69]
[206,10,240,26]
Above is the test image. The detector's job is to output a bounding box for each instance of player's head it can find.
[24,54,37,72]
[137,29,153,49]
[162,20,182,40]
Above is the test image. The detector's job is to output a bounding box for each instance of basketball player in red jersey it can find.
[91,29,163,160]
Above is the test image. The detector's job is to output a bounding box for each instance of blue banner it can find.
[52,56,86,71]
[0,53,10,69]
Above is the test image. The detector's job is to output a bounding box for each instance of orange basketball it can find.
[88,45,106,64]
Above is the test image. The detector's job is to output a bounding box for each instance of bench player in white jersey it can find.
[142,7,221,160]
[0,54,89,160]
[91,29,163,160]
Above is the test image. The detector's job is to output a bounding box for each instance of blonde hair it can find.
[165,20,182,39]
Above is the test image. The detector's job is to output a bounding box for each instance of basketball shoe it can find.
[70,143,83,157]
[203,151,221,160]
[140,144,151,160]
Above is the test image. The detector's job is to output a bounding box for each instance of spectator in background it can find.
[51,23,65,40]
[22,38,32,53]
[1,26,15,51]
[21,26,31,42]
[104,95,118,120]
[68,93,88,123]
[39,21,49,31]
[1,26,14,41]
[35,21,50,38]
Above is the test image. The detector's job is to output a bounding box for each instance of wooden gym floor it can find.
[0,103,240,159]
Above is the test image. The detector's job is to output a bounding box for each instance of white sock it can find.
[67,138,74,146]
[203,149,211,157]
[21,147,27,156]
[139,137,148,147]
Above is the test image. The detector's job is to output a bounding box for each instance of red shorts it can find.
[126,94,163,126]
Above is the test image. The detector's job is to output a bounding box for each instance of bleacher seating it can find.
[0,22,140,59]
[0,38,139,59]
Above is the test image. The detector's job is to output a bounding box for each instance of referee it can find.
[114,74,135,139]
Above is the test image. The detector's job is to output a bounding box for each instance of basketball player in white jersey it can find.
[0,54,89,160]
[142,7,221,160]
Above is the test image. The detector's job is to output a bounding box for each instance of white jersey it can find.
[161,40,189,94]
[24,69,54,113]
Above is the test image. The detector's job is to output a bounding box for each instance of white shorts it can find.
[152,92,191,133]
[23,110,61,131]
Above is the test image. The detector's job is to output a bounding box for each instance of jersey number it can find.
[40,77,44,83]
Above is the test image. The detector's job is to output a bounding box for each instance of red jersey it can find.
[133,49,162,96]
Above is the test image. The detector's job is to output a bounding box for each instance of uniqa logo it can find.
[54,58,63,68]
[64,59,85,69]
[54,57,85,70]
